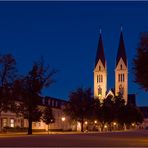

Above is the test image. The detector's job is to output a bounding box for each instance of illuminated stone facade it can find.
[94,30,128,103]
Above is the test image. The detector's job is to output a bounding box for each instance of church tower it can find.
[94,30,107,101]
[115,28,128,103]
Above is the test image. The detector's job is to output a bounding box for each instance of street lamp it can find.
[113,122,117,126]
[94,120,97,124]
[61,117,65,122]
[85,121,88,125]
[61,117,66,131]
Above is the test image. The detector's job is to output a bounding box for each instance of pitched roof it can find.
[95,33,106,68]
[116,31,127,66]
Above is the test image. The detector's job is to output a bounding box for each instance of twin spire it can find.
[95,28,106,68]
[116,28,127,66]
[95,27,127,68]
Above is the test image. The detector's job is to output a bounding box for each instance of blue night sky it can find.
[0,1,148,106]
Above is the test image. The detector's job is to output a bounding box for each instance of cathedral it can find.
[94,28,128,103]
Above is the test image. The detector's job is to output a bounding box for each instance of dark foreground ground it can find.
[0,130,148,147]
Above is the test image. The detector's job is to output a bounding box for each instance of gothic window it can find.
[119,85,124,97]
[99,75,100,83]
[118,74,120,82]
[98,86,102,96]
[99,66,101,71]
[101,75,103,82]
[122,74,124,82]
[97,75,98,83]
[120,64,122,70]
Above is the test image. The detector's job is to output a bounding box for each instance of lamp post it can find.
[61,117,66,131]
[113,122,117,131]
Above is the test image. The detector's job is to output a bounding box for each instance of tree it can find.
[64,88,93,132]
[133,32,148,91]
[14,59,56,135]
[42,106,55,134]
[99,95,114,131]
[0,54,18,130]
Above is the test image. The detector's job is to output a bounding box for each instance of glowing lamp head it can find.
[85,121,88,125]
[61,117,65,121]
[113,122,117,126]
[94,120,97,124]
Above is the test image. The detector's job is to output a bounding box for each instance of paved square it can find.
[0,130,147,147]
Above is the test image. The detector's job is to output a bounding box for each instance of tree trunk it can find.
[28,116,32,135]
[81,118,84,132]
[101,122,105,132]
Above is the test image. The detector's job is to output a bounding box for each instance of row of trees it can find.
[0,54,55,134]
[64,88,143,132]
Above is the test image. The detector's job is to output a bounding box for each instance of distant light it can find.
[94,120,97,124]
[132,123,135,126]
[85,121,88,125]
[61,117,65,121]
[104,125,107,128]
[98,94,102,97]
[113,122,117,126]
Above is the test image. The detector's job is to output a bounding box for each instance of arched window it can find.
[101,75,103,82]
[98,86,102,96]
[118,74,120,82]
[120,64,122,70]
[122,74,124,82]
[97,75,99,83]
[119,85,124,97]
[99,66,101,71]
[98,75,100,82]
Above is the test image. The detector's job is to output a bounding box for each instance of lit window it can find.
[10,119,15,127]
[98,86,102,96]
[2,118,7,127]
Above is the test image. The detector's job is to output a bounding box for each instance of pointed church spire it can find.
[116,27,127,66]
[121,25,123,32]
[95,29,106,68]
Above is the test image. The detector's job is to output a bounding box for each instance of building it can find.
[94,28,128,103]
[0,97,74,132]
